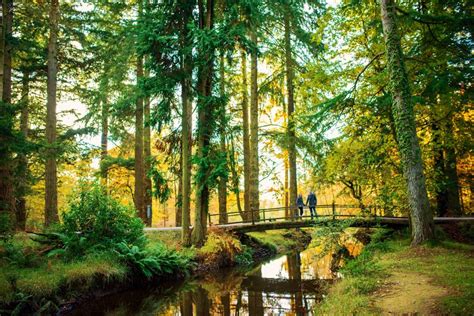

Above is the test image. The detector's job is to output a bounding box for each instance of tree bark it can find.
[443,114,461,216]
[218,53,228,224]
[100,90,109,186]
[430,114,451,217]
[381,0,433,245]
[192,0,215,246]
[241,50,250,221]
[45,0,59,226]
[144,84,152,225]
[229,136,243,217]
[180,0,193,246]
[249,30,259,219]
[16,70,30,230]
[0,0,15,228]
[175,149,182,227]
[134,0,146,222]
[284,11,297,219]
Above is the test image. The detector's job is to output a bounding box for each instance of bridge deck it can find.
[144,216,474,233]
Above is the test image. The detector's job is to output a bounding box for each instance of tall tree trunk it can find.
[16,70,30,230]
[381,0,433,245]
[175,149,182,227]
[100,91,109,186]
[134,0,146,221]
[180,0,193,246]
[443,114,461,216]
[192,0,215,246]
[430,114,451,216]
[218,53,228,224]
[229,136,243,217]
[241,50,250,221]
[249,30,259,219]
[144,89,152,225]
[284,156,289,218]
[284,11,297,219]
[45,0,59,226]
[0,0,15,229]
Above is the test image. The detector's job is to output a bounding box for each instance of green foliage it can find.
[341,228,393,278]
[115,242,191,279]
[148,161,171,203]
[58,182,145,257]
[1,242,41,269]
[198,230,243,266]
[234,245,254,266]
[0,213,13,241]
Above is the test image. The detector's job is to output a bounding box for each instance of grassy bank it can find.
[316,229,474,315]
[1,228,303,313]
[0,232,189,314]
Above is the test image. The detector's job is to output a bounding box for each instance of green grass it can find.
[316,232,474,315]
[0,252,128,304]
[146,230,183,251]
[247,229,308,252]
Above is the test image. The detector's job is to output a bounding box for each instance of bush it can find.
[115,242,191,279]
[0,213,13,241]
[198,230,242,267]
[2,242,40,268]
[234,245,254,266]
[58,182,145,257]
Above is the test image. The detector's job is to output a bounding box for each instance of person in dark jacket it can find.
[296,194,305,218]
[306,191,318,219]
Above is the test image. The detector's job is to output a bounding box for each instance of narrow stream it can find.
[66,236,363,315]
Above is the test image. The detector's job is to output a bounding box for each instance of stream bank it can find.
[315,227,474,315]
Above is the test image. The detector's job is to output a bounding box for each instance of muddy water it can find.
[67,238,363,315]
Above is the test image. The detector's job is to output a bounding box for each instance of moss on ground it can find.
[316,231,474,315]
[247,229,311,253]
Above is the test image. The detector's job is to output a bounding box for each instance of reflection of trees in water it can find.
[179,291,192,316]
[287,252,305,315]
[248,267,264,316]
[74,251,331,315]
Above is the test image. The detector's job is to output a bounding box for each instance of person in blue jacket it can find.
[296,194,305,218]
[306,191,318,219]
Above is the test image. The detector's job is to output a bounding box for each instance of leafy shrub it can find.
[234,245,254,266]
[2,242,40,268]
[115,242,191,279]
[198,230,242,267]
[0,213,13,241]
[59,182,145,256]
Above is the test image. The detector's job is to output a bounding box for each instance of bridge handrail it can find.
[208,203,383,226]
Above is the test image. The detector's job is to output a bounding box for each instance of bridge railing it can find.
[208,203,384,226]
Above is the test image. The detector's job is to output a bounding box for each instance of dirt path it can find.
[373,271,449,315]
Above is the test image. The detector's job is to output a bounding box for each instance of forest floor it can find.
[316,226,474,315]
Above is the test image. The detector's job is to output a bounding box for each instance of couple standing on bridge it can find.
[296,191,318,220]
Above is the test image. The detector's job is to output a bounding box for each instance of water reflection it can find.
[67,250,338,316]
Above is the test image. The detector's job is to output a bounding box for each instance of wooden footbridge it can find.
[145,204,474,233]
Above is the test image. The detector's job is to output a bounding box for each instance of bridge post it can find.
[208,212,212,226]
[332,201,336,220]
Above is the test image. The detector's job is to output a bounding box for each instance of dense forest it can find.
[0,0,472,248]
